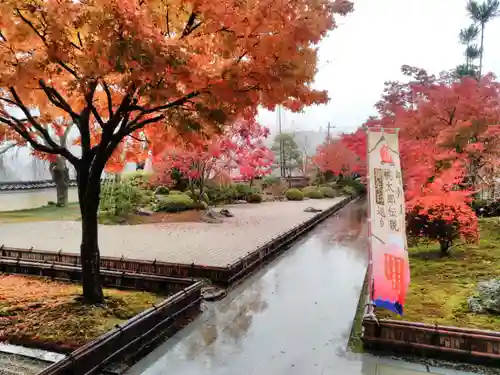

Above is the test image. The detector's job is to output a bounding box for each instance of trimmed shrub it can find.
[302,186,324,199]
[190,201,208,210]
[246,193,263,203]
[234,183,253,200]
[285,188,304,201]
[337,178,366,196]
[205,185,236,205]
[154,194,194,213]
[100,179,146,217]
[187,189,209,203]
[154,185,170,195]
[123,171,154,190]
[471,199,500,217]
[319,186,336,198]
[342,185,356,196]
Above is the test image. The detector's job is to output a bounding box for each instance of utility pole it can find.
[326,122,335,143]
[277,105,285,178]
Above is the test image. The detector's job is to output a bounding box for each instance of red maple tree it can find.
[313,139,362,177]
[152,117,272,198]
[342,68,500,248]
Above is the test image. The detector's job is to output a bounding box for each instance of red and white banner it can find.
[367,129,410,315]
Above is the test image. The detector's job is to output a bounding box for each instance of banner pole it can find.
[366,128,375,315]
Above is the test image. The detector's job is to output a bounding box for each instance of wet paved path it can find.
[126,200,488,375]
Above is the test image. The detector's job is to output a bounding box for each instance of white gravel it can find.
[0,198,346,267]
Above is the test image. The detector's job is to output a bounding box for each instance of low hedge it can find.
[319,186,336,198]
[154,185,170,195]
[337,178,366,195]
[154,194,194,213]
[246,193,263,203]
[302,186,324,199]
[342,185,357,196]
[285,188,304,201]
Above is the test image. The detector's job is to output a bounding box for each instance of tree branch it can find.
[128,133,149,144]
[101,80,114,119]
[0,142,16,155]
[130,90,200,116]
[16,8,79,79]
[78,81,99,153]
[9,87,69,152]
[0,115,66,158]
[38,79,80,123]
[181,13,202,38]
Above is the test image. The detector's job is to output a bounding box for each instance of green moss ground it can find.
[0,203,80,223]
[378,218,500,331]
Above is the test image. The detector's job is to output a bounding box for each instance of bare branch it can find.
[130,90,200,117]
[38,79,80,122]
[5,87,80,165]
[0,142,16,155]
[101,80,114,119]
[0,115,59,155]
[128,133,149,143]
[90,104,105,128]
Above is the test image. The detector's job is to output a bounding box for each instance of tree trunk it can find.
[77,167,104,304]
[49,156,69,207]
[479,23,485,79]
[439,239,452,257]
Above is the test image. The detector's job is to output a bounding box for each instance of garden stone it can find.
[468,279,500,314]
[219,209,234,217]
[304,207,322,213]
[134,208,154,216]
[201,209,223,224]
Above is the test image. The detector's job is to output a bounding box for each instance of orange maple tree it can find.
[0,0,353,302]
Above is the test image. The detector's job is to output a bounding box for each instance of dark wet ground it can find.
[126,200,493,375]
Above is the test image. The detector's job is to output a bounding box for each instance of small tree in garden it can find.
[0,0,353,303]
[406,192,479,256]
[271,132,302,179]
[237,145,274,186]
[152,118,272,199]
[313,139,362,179]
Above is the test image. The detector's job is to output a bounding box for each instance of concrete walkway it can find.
[0,198,345,266]
[126,200,490,375]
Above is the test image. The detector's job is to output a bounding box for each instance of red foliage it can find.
[342,70,500,243]
[406,192,478,254]
[152,118,273,189]
[313,139,362,176]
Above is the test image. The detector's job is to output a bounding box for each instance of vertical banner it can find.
[367,129,410,316]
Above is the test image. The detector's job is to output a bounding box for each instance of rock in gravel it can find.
[304,207,322,213]
[201,209,223,224]
[468,279,500,313]
[134,208,154,216]
[219,209,234,217]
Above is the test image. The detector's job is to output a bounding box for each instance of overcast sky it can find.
[257,0,500,136]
